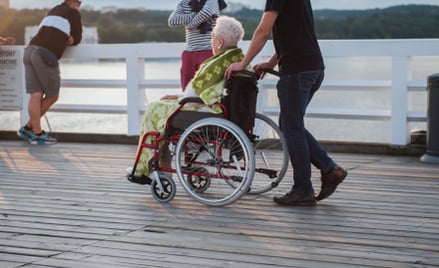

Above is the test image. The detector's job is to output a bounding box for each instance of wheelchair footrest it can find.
[127,174,152,185]
[256,168,278,179]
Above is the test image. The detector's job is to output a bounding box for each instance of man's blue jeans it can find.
[277,69,335,194]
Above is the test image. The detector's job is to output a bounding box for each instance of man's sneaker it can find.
[273,190,317,207]
[29,131,57,145]
[316,164,347,201]
[17,126,33,141]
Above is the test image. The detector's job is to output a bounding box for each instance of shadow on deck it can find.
[0,141,438,267]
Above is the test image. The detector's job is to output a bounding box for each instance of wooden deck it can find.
[0,141,438,268]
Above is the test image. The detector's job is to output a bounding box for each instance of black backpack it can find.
[222,75,259,135]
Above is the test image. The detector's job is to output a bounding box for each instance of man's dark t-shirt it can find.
[265,0,324,75]
[30,3,82,59]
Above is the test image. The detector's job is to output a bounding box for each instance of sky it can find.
[9,0,439,10]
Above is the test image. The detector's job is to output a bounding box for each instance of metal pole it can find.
[420,73,439,164]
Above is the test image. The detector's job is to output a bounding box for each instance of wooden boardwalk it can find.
[0,141,438,268]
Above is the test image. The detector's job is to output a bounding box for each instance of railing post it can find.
[18,47,29,127]
[126,56,143,136]
[391,56,410,145]
[19,88,29,127]
[256,79,266,115]
[253,53,272,116]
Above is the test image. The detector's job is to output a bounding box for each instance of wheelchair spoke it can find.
[175,118,254,206]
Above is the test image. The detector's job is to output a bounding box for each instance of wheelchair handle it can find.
[236,69,259,80]
[230,69,279,80]
[261,68,280,77]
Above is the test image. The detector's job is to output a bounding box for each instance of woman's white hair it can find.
[212,16,244,47]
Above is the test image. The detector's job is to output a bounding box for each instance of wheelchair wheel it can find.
[150,173,176,203]
[247,113,289,194]
[175,118,255,207]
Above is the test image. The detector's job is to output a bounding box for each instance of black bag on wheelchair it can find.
[222,75,258,135]
[166,75,258,141]
[168,110,223,133]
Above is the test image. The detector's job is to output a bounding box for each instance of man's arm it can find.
[69,11,82,45]
[0,36,15,45]
[224,10,278,78]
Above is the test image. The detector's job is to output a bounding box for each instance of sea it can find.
[1,56,438,144]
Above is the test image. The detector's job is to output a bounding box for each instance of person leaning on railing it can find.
[17,0,83,145]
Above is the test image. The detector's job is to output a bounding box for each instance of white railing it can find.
[10,39,439,145]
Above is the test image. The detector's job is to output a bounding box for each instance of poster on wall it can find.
[0,47,23,110]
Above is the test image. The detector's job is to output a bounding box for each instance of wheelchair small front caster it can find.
[127,174,152,185]
[150,173,176,203]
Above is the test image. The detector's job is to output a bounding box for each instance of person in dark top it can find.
[18,0,82,145]
[225,0,347,206]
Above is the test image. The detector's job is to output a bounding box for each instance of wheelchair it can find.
[127,71,289,206]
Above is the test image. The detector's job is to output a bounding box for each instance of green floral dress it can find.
[135,47,244,176]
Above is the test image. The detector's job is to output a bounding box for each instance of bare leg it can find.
[26,93,59,133]
[27,92,43,133]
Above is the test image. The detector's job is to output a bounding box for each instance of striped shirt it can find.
[168,0,220,52]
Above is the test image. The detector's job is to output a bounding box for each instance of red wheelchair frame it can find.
[127,71,289,206]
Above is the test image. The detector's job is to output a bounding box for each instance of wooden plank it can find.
[0,141,438,267]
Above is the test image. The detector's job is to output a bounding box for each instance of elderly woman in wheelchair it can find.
[127,16,289,206]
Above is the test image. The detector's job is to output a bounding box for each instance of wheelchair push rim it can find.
[175,117,255,207]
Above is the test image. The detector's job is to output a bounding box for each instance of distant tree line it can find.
[313,5,439,39]
[1,4,438,45]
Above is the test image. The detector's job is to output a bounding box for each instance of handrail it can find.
[5,39,439,145]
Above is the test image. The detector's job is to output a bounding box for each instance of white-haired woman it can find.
[128,16,247,183]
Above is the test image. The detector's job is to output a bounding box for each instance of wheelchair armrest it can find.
[178,97,204,105]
